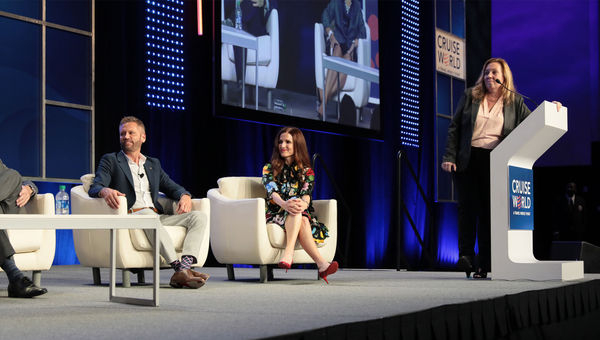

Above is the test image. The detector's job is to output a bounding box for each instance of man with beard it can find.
[89,116,209,289]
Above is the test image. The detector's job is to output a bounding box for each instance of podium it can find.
[490,101,583,280]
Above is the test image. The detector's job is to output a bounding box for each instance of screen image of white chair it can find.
[314,20,371,120]
[207,177,337,283]
[221,9,280,109]
[70,183,210,287]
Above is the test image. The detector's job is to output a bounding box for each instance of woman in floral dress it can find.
[262,127,338,283]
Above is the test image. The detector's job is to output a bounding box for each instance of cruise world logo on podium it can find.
[508,166,534,230]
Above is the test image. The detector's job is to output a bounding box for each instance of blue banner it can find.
[508,166,534,230]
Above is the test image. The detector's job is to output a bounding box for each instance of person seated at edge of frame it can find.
[317,0,366,117]
[0,159,48,298]
[441,57,562,279]
[88,116,210,289]
[262,126,339,283]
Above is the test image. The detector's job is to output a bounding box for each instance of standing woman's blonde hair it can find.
[471,57,516,104]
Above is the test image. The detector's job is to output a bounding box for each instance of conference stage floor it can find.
[0,265,598,339]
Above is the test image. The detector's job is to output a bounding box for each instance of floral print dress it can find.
[262,162,329,243]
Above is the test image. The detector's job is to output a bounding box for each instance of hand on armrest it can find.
[98,187,125,210]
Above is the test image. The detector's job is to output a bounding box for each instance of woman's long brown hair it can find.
[270,127,311,179]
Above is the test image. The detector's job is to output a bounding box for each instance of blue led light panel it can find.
[400,0,420,148]
[145,0,185,110]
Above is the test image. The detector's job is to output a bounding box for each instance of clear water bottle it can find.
[55,185,70,215]
[235,0,242,29]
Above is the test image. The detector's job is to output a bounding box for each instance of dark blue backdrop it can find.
[47,0,600,269]
[492,0,599,166]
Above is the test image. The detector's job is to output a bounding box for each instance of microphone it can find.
[138,173,144,178]
[495,79,539,108]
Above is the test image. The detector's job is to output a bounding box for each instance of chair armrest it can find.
[266,9,279,57]
[24,193,54,215]
[312,199,337,235]
[207,188,274,263]
[312,199,337,261]
[314,23,325,89]
[208,189,266,234]
[71,185,127,215]
[357,22,370,67]
[191,197,209,212]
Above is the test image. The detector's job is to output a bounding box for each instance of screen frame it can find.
[210,0,384,140]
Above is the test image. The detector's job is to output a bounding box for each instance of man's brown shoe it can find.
[169,269,205,289]
[189,269,210,281]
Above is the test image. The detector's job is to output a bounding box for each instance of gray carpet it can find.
[0,265,597,339]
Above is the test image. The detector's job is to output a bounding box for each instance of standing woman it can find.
[262,127,338,283]
[441,57,560,279]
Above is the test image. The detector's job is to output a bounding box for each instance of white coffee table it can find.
[322,55,380,124]
[0,214,161,307]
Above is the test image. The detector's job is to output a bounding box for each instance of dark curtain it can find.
[93,0,445,268]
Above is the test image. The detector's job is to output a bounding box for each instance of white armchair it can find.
[207,177,337,283]
[221,9,280,107]
[2,193,56,287]
[70,185,210,287]
[314,21,371,118]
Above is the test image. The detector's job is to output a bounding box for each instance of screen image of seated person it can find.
[317,0,366,117]
[262,127,338,283]
[225,0,276,85]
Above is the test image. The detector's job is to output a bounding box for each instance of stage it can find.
[1,266,599,339]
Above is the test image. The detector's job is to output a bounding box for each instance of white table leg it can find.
[242,48,246,108]
[255,45,259,110]
[109,228,116,300]
[322,65,326,121]
[153,226,160,306]
[109,227,160,307]
[336,72,340,121]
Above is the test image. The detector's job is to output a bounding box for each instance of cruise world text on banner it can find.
[508,166,534,230]
[435,28,465,80]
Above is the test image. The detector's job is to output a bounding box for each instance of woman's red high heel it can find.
[318,261,339,284]
[278,261,292,273]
